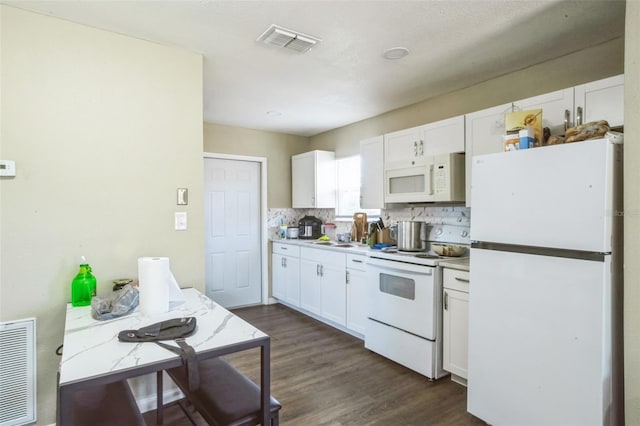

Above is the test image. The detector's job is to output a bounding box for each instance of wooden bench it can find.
[166,357,281,426]
[69,380,146,425]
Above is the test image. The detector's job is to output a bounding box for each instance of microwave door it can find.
[384,167,434,203]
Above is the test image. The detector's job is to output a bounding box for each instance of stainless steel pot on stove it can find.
[390,221,425,251]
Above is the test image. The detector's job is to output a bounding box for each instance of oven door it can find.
[367,256,437,340]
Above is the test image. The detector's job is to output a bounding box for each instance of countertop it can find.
[438,258,470,272]
[272,239,471,270]
[272,238,373,254]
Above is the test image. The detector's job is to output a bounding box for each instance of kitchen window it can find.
[335,156,380,220]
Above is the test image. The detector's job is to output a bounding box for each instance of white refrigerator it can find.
[467,138,624,425]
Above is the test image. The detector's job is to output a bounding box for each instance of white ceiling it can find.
[3,0,626,137]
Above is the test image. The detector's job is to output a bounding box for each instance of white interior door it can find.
[204,158,261,308]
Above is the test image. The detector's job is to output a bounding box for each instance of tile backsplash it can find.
[268,205,470,240]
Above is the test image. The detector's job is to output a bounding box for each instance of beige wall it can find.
[0,6,204,424]
[625,1,640,423]
[203,122,309,207]
[309,37,624,157]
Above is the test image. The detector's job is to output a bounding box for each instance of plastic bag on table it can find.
[91,284,139,320]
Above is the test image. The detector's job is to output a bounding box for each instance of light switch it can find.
[175,212,187,231]
[177,188,188,205]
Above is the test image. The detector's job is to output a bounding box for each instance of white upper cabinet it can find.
[360,135,384,209]
[574,74,624,128]
[422,115,465,156]
[512,88,575,136]
[292,150,336,208]
[465,74,624,207]
[384,115,465,170]
[384,125,427,169]
[464,103,511,207]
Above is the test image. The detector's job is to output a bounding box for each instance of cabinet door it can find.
[271,253,286,301]
[346,267,367,334]
[464,103,510,207]
[513,88,574,136]
[360,135,384,209]
[300,258,322,315]
[292,152,315,208]
[314,151,336,208]
[384,126,423,169]
[284,256,301,307]
[320,263,347,326]
[443,288,470,379]
[574,74,624,128]
[422,115,465,156]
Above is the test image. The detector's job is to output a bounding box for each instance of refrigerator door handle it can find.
[471,241,607,262]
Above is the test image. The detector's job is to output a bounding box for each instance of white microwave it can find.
[384,153,465,203]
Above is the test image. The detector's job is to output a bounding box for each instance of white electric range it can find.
[365,224,469,379]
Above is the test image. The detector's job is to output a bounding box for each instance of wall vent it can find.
[0,318,36,426]
[257,24,321,53]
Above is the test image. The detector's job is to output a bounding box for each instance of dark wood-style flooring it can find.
[144,303,486,425]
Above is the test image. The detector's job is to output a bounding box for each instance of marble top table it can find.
[58,288,270,425]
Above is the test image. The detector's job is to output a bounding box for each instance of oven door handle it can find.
[366,257,434,275]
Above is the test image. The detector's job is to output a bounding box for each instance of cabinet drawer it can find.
[443,268,469,292]
[346,254,367,271]
[300,247,346,267]
[273,242,300,257]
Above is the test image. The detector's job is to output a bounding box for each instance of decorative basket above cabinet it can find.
[292,150,336,208]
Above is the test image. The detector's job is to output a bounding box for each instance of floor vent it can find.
[0,318,36,426]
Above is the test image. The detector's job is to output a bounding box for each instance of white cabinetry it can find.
[384,115,464,170]
[346,253,368,335]
[574,74,624,128]
[291,150,336,208]
[465,75,624,207]
[442,268,470,385]
[271,243,300,307]
[360,135,384,209]
[464,103,510,207]
[300,247,347,325]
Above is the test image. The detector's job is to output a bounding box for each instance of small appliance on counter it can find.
[298,216,322,239]
[286,227,299,239]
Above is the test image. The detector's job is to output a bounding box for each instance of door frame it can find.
[203,152,268,305]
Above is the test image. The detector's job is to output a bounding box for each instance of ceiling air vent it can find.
[257,24,320,53]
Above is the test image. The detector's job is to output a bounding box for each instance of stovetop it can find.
[369,224,470,266]
[369,249,467,266]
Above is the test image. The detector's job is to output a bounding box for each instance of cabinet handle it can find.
[576,106,583,127]
[351,259,363,263]
[413,141,418,156]
[283,258,287,268]
[455,277,469,283]
[281,258,284,267]
[320,264,324,277]
[564,109,570,131]
[444,291,448,310]
[419,140,424,156]
[346,270,350,284]
[282,246,288,250]
[316,264,320,276]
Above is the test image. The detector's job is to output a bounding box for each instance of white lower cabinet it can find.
[300,247,347,326]
[346,254,368,335]
[442,268,470,384]
[272,243,366,337]
[271,243,300,307]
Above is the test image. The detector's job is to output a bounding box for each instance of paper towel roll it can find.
[138,257,171,317]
